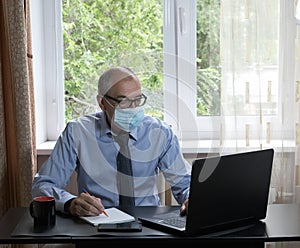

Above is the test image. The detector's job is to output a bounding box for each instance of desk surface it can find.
[0,204,300,246]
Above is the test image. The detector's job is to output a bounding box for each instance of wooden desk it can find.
[0,204,300,248]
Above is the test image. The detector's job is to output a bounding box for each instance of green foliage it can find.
[62,0,221,121]
[197,67,221,115]
[62,0,163,121]
[197,0,220,69]
[197,0,221,115]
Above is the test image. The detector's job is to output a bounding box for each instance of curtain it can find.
[220,0,300,246]
[0,0,36,220]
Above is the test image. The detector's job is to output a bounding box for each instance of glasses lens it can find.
[118,94,147,108]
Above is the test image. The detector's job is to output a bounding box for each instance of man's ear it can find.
[97,95,105,111]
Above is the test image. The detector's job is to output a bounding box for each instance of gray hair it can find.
[98,66,140,96]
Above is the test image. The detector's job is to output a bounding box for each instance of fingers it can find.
[180,205,186,216]
[69,193,105,216]
[180,199,189,216]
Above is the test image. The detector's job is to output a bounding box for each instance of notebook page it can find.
[80,207,135,226]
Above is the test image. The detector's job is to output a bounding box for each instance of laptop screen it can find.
[185,148,274,235]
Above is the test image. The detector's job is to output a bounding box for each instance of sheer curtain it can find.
[220,0,300,211]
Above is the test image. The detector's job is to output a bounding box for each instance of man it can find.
[32,66,191,217]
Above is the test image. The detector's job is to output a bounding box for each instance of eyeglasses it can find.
[104,93,147,109]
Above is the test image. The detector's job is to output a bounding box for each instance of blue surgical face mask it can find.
[113,106,144,132]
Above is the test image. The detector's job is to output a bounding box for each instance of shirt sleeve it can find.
[157,124,192,205]
[31,122,78,213]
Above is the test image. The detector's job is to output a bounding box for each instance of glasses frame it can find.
[104,93,147,109]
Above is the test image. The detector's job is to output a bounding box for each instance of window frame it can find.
[30,0,65,145]
[164,0,293,142]
[31,0,294,149]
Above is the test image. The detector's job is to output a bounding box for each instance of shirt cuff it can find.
[64,198,75,214]
[55,196,76,213]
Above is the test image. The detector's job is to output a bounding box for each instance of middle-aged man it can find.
[32,66,191,217]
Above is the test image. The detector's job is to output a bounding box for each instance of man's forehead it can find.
[99,67,141,95]
[109,70,136,85]
[108,78,141,96]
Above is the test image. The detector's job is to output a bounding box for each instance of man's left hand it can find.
[180,199,189,216]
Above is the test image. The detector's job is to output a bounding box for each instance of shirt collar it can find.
[98,112,112,137]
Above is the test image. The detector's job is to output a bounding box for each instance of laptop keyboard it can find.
[161,217,186,228]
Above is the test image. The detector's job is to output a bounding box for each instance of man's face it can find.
[98,78,142,132]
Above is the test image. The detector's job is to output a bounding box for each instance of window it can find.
[31,0,292,149]
[164,0,287,142]
[62,0,164,122]
[30,0,65,144]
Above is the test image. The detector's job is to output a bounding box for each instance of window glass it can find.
[219,0,279,117]
[196,0,221,116]
[32,0,285,144]
[196,0,279,117]
[62,0,163,121]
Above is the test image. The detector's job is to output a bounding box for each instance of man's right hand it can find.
[68,192,106,216]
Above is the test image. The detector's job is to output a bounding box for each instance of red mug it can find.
[29,196,56,227]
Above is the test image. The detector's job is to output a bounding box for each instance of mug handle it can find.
[29,201,34,217]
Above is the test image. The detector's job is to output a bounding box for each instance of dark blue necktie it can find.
[115,133,135,207]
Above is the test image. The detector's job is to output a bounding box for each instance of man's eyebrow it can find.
[116,94,142,99]
[115,95,127,99]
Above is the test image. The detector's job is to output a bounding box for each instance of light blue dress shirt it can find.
[32,111,191,212]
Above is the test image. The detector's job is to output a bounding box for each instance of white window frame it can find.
[31,0,295,153]
[30,0,65,145]
[164,0,295,142]
[164,0,222,141]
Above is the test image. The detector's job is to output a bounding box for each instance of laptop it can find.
[138,148,274,236]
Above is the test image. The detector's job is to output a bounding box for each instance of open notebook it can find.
[139,148,274,236]
[80,207,135,226]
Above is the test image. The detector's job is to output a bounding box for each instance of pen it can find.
[82,188,109,217]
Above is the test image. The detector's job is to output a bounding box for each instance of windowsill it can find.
[180,139,296,154]
[36,141,57,155]
[37,139,297,156]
